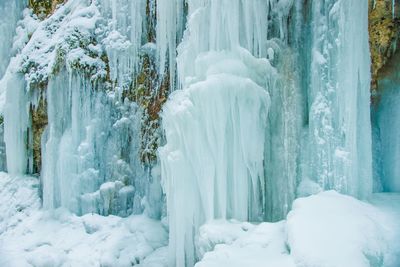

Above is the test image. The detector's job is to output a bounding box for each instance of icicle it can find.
[156,0,185,91]
[100,0,146,90]
[4,74,30,175]
[0,0,25,78]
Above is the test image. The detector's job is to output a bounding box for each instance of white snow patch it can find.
[0,172,168,267]
[197,191,400,267]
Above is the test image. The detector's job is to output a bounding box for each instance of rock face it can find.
[31,97,47,173]
[29,0,66,19]
[369,0,399,99]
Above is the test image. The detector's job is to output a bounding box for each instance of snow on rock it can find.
[0,172,168,267]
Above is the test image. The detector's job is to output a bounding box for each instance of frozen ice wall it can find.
[305,0,372,198]
[37,0,161,216]
[159,0,373,265]
[159,0,294,266]
[41,70,150,216]
[1,0,162,218]
[0,0,377,266]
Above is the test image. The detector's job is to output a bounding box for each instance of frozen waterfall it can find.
[159,0,373,265]
[0,0,394,266]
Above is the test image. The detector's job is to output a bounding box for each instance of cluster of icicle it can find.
[1,0,161,217]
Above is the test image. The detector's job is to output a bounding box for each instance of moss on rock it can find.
[29,0,65,19]
[369,0,399,98]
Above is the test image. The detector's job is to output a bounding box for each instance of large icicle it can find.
[0,0,25,172]
[4,74,30,175]
[159,48,271,267]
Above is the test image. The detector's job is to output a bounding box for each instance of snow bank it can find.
[288,191,388,267]
[196,220,295,267]
[0,172,168,267]
[197,191,399,267]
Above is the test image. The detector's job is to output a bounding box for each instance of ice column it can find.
[4,74,30,175]
[159,1,278,266]
[0,0,25,172]
[0,0,25,77]
[307,0,372,198]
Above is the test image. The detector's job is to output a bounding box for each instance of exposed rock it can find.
[31,96,47,174]
[29,0,65,19]
[369,0,399,99]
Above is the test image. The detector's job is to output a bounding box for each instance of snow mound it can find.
[196,220,295,267]
[288,191,388,267]
[197,191,399,267]
[0,173,168,267]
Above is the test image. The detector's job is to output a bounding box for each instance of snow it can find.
[196,191,400,267]
[0,172,168,267]
[288,191,388,267]
[196,221,295,267]
[1,172,399,267]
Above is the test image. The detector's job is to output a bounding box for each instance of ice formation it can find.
[1,0,162,218]
[159,48,271,267]
[0,0,26,171]
[306,0,373,199]
[0,0,398,266]
[157,0,376,265]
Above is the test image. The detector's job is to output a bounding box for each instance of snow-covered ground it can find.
[0,172,168,267]
[197,191,400,267]
[1,172,399,267]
